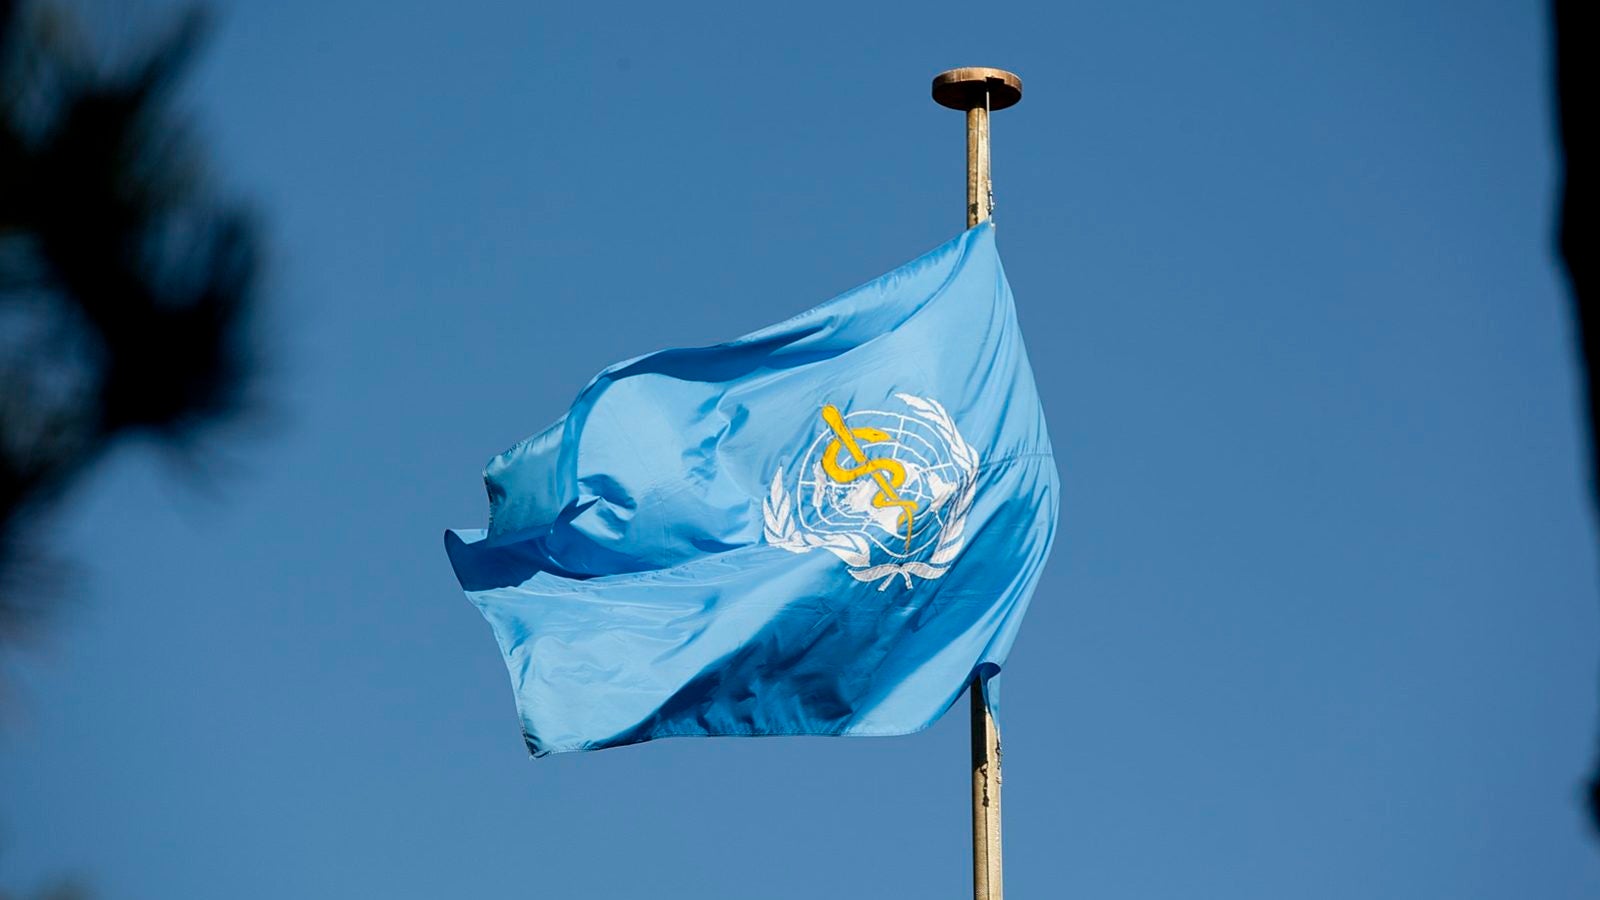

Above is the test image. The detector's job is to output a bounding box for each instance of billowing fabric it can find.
[445,222,1058,757]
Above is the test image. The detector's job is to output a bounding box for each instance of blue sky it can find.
[4,1,1598,897]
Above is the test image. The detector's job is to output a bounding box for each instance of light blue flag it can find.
[445,222,1057,757]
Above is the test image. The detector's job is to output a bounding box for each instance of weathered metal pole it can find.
[932,65,1023,900]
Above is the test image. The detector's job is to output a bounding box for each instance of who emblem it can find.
[763,393,980,589]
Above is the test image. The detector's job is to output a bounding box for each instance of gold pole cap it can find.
[931,67,1022,111]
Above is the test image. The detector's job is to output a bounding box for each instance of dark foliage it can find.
[1552,0,1599,837]
[0,0,260,639]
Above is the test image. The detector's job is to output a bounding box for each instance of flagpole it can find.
[932,65,1022,900]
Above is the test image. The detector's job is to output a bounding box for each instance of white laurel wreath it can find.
[762,393,980,590]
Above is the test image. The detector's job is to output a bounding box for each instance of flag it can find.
[444,222,1058,757]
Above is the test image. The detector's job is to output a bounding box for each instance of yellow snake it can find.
[819,404,918,550]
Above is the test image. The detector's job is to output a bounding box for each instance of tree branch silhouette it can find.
[0,0,261,641]
[1551,0,1599,839]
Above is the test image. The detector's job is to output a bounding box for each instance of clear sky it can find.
[4,1,1598,897]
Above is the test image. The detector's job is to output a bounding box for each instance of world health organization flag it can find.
[444,222,1058,757]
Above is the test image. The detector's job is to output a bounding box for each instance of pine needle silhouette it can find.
[0,0,261,641]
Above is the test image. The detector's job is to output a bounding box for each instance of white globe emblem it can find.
[763,393,980,589]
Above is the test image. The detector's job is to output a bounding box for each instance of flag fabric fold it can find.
[445,222,1058,757]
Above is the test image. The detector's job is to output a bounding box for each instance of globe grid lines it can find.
[794,409,964,561]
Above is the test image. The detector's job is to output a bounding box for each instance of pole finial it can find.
[932,67,1022,111]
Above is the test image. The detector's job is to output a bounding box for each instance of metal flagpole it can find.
[932,65,1023,900]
